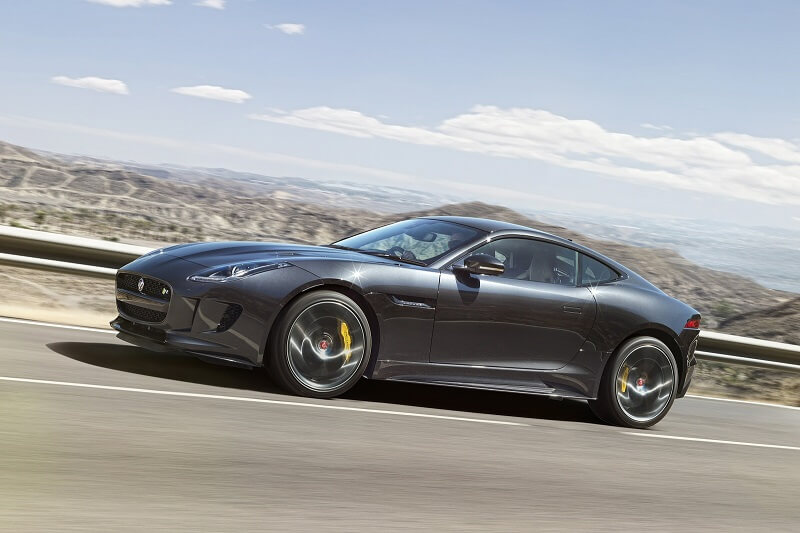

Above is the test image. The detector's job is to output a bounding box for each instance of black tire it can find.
[268,290,372,398]
[589,336,679,429]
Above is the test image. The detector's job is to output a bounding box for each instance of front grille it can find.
[118,301,167,323]
[117,272,172,301]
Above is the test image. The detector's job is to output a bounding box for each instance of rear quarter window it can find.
[579,254,619,286]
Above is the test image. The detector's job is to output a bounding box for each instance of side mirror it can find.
[454,253,505,276]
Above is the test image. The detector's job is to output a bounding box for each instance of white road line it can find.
[0,316,115,334]
[623,432,800,451]
[0,376,527,427]
[686,394,800,411]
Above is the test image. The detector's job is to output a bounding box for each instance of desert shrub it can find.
[712,300,737,318]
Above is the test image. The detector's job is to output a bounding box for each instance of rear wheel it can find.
[589,336,678,429]
[268,290,372,398]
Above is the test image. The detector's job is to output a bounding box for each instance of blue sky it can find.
[1,0,799,227]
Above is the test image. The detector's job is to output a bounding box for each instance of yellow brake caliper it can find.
[620,366,630,393]
[339,321,352,363]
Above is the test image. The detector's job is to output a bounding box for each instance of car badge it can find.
[137,278,145,292]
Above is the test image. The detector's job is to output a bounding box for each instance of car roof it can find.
[422,215,569,242]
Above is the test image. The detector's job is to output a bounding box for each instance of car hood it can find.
[158,241,387,268]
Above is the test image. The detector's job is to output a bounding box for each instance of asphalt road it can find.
[0,318,798,532]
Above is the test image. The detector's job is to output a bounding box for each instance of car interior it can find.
[475,238,577,285]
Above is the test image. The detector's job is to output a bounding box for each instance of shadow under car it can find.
[47,341,599,424]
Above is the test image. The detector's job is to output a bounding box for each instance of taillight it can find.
[685,318,701,329]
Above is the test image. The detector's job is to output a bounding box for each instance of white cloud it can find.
[171,85,251,104]
[87,0,171,6]
[195,0,225,9]
[641,123,673,131]
[249,105,800,206]
[51,75,129,95]
[267,23,306,35]
[712,133,800,164]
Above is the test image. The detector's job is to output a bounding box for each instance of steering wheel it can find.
[386,246,406,257]
[386,246,418,261]
[553,267,572,285]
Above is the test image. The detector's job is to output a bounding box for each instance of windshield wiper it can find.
[326,244,427,266]
[360,251,428,266]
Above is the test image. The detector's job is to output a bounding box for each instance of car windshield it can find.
[332,219,485,266]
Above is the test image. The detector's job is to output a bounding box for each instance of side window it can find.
[467,238,577,286]
[579,254,618,286]
[550,247,578,286]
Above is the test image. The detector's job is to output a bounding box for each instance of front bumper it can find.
[112,252,320,366]
[110,316,257,368]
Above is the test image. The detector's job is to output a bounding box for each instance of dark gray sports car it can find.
[112,216,700,428]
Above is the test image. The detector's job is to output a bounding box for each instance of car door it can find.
[429,237,597,370]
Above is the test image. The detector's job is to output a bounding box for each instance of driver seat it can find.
[526,252,556,284]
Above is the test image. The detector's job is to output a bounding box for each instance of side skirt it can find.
[371,360,596,400]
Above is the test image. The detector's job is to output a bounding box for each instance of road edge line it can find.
[0,375,528,427]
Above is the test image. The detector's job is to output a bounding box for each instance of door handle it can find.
[561,305,583,314]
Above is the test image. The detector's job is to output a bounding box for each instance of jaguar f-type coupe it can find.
[112,216,700,428]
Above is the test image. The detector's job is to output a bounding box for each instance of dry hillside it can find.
[719,296,800,345]
[0,141,383,246]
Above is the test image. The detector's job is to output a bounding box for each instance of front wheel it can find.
[268,290,372,398]
[589,336,678,429]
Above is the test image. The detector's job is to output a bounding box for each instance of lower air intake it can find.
[118,302,167,323]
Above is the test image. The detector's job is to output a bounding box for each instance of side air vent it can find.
[388,295,434,309]
[216,304,243,332]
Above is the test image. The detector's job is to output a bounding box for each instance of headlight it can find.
[188,261,292,282]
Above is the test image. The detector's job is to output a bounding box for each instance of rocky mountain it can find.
[0,140,796,339]
[35,147,457,214]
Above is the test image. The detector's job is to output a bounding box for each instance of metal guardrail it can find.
[0,225,150,269]
[0,252,118,278]
[1,225,798,372]
[696,331,800,372]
